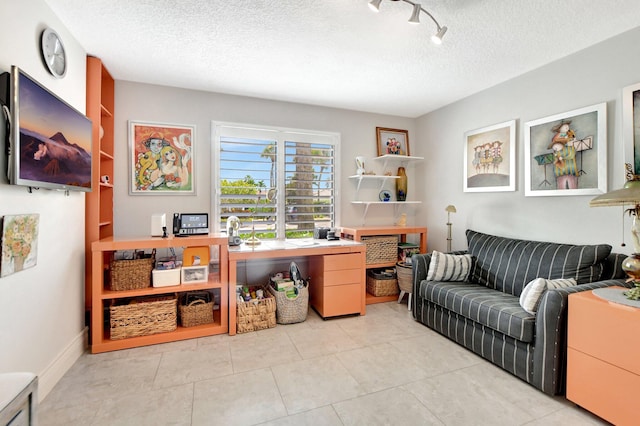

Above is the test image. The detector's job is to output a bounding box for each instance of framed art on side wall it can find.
[129,121,195,194]
[524,103,607,197]
[376,127,410,156]
[463,120,516,192]
[623,82,640,179]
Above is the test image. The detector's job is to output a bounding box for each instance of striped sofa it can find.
[412,229,630,395]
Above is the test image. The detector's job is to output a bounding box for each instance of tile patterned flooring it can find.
[39,301,607,425]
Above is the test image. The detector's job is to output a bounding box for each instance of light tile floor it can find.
[39,301,607,426]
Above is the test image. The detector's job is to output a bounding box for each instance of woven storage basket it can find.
[366,269,399,296]
[109,296,177,340]
[362,236,398,265]
[109,255,154,291]
[396,262,413,294]
[179,299,214,328]
[267,284,309,324]
[236,291,276,333]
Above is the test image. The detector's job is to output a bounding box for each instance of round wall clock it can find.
[41,27,67,78]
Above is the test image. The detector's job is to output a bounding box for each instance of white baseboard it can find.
[37,327,87,402]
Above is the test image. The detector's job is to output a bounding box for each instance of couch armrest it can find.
[532,278,629,395]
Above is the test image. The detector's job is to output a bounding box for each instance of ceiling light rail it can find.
[368,0,447,44]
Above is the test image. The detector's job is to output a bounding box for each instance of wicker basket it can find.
[396,262,413,294]
[236,291,277,333]
[109,296,177,340]
[179,299,214,328]
[362,236,398,265]
[366,269,399,296]
[267,284,309,324]
[109,254,154,291]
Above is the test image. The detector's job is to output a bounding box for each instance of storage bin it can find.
[179,299,214,327]
[366,268,398,296]
[109,252,155,291]
[396,262,413,294]
[152,267,181,287]
[267,283,309,324]
[361,236,398,265]
[236,290,276,333]
[109,296,177,340]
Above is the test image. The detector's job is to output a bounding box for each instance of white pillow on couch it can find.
[427,250,473,282]
[519,277,577,314]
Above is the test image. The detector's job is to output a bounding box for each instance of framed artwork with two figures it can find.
[376,127,410,156]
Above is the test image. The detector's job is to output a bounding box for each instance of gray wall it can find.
[415,27,640,255]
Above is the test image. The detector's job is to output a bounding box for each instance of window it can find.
[213,123,340,240]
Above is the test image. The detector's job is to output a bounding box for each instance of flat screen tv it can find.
[0,66,92,192]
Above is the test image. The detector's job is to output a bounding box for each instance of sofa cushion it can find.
[427,251,473,282]
[519,277,577,314]
[466,230,611,296]
[420,280,535,343]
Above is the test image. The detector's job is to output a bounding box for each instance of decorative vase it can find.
[396,167,407,201]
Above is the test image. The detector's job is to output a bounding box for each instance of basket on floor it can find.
[109,295,177,339]
[396,262,413,294]
[362,236,398,265]
[236,291,276,333]
[267,284,309,324]
[179,299,214,328]
[109,252,155,291]
[366,269,398,296]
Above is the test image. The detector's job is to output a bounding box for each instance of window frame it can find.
[212,121,341,240]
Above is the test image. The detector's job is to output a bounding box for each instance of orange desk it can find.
[567,288,640,426]
[228,239,366,335]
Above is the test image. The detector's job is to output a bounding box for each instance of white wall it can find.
[415,27,640,254]
[0,0,88,400]
[114,83,416,237]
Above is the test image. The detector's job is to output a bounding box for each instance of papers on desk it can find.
[286,239,319,247]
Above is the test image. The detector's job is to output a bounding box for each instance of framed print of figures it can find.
[623,82,640,179]
[463,120,516,192]
[129,121,195,194]
[376,127,410,156]
[524,103,607,197]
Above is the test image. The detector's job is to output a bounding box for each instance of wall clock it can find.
[41,27,67,78]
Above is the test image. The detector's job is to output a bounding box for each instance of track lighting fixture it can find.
[368,0,447,44]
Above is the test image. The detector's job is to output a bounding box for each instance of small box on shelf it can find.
[152,267,181,287]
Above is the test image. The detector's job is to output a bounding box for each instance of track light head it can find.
[408,4,421,24]
[368,0,383,12]
[431,26,447,44]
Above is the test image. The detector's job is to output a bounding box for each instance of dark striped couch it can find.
[411,229,630,395]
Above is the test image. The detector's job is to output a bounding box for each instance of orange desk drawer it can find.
[324,253,362,271]
[317,283,362,317]
[567,348,640,426]
[324,269,361,287]
[568,290,640,375]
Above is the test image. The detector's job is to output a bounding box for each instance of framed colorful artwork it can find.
[623,82,640,179]
[1,214,39,277]
[463,120,516,192]
[129,121,195,194]
[376,127,410,156]
[524,103,607,197]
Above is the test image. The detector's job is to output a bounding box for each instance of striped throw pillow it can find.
[519,277,577,314]
[426,251,473,282]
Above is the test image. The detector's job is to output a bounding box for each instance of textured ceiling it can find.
[45,0,640,118]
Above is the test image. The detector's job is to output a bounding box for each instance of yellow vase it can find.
[396,167,407,201]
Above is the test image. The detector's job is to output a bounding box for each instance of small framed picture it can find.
[376,127,410,156]
[181,265,209,284]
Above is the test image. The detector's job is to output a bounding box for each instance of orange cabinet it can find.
[567,288,640,426]
[308,253,365,318]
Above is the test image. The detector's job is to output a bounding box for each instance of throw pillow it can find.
[427,250,473,282]
[519,277,577,314]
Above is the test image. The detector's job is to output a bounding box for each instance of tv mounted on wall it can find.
[0,66,92,192]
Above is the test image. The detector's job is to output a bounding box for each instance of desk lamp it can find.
[590,179,640,299]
